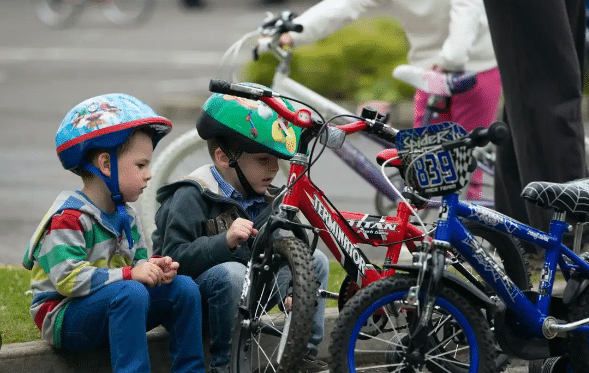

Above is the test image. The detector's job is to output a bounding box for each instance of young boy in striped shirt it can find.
[23,93,206,373]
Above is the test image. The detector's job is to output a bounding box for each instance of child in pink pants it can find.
[414,67,503,199]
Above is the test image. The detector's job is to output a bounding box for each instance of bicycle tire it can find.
[231,237,318,373]
[102,0,156,27]
[32,0,84,28]
[461,220,531,291]
[329,275,496,373]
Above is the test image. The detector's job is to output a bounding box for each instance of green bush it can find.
[243,17,415,105]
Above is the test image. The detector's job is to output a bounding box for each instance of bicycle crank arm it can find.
[543,315,589,338]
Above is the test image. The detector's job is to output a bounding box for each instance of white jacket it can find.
[289,0,497,73]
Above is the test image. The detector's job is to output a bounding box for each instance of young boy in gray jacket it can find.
[152,90,329,373]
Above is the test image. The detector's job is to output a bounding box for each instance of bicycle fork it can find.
[404,240,448,368]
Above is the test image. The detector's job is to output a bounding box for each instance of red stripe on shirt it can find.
[46,210,84,234]
[34,299,63,331]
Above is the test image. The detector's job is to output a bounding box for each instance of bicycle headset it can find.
[196,85,301,197]
[56,93,172,249]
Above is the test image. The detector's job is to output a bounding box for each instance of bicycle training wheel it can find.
[139,128,290,249]
[101,0,157,27]
[32,0,85,28]
[329,275,496,373]
[231,237,318,373]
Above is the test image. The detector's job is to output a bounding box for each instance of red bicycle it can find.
[208,80,529,373]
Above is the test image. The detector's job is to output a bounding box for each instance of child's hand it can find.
[131,262,164,287]
[226,218,258,250]
[149,256,180,284]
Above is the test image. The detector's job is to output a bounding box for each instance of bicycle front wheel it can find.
[32,0,84,28]
[231,237,318,373]
[101,0,156,27]
[329,275,496,373]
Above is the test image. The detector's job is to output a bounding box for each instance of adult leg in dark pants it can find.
[482,0,588,254]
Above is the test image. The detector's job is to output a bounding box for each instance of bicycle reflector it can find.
[395,122,473,197]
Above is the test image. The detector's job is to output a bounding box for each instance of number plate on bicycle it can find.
[395,122,473,197]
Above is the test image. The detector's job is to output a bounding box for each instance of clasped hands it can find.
[131,256,179,287]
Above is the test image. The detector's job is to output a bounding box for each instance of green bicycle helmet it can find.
[196,87,301,159]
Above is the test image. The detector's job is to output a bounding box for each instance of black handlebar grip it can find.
[209,79,232,94]
[487,121,509,145]
[209,79,273,100]
[285,22,303,33]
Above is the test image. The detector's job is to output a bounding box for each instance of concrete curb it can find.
[0,309,338,373]
[0,306,532,372]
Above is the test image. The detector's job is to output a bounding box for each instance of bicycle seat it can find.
[521,179,589,218]
[376,149,402,167]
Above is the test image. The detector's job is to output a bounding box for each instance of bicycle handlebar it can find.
[209,79,399,140]
[259,11,303,34]
[393,65,476,97]
[442,121,508,150]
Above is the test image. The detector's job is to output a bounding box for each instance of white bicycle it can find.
[32,0,157,28]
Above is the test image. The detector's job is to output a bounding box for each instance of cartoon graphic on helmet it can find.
[56,93,172,172]
[197,87,301,160]
[71,100,121,129]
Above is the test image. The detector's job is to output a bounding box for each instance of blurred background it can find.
[0,0,413,264]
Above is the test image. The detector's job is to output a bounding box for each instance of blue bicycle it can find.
[329,121,589,372]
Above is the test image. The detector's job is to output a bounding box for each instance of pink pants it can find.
[413,67,502,199]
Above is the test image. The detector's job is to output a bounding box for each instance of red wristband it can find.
[122,266,133,280]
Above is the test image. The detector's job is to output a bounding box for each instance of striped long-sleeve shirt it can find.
[22,191,148,347]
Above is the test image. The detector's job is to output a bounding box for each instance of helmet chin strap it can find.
[81,148,134,250]
[217,139,261,198]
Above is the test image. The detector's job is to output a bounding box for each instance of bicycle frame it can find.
[435,192,589,338]
[282,153,425,287]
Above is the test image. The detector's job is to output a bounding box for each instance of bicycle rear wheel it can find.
[101,0,156,27]
[329,275,496,373]
[456,221,531,291]
[32,0,84,28]
[231,237,318,373]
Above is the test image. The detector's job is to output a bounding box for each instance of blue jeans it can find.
[61,275,205,373]
[196,250,329,368]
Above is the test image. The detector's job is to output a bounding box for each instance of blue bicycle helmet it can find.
[57,93,171,172]
[56,93,172,249]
